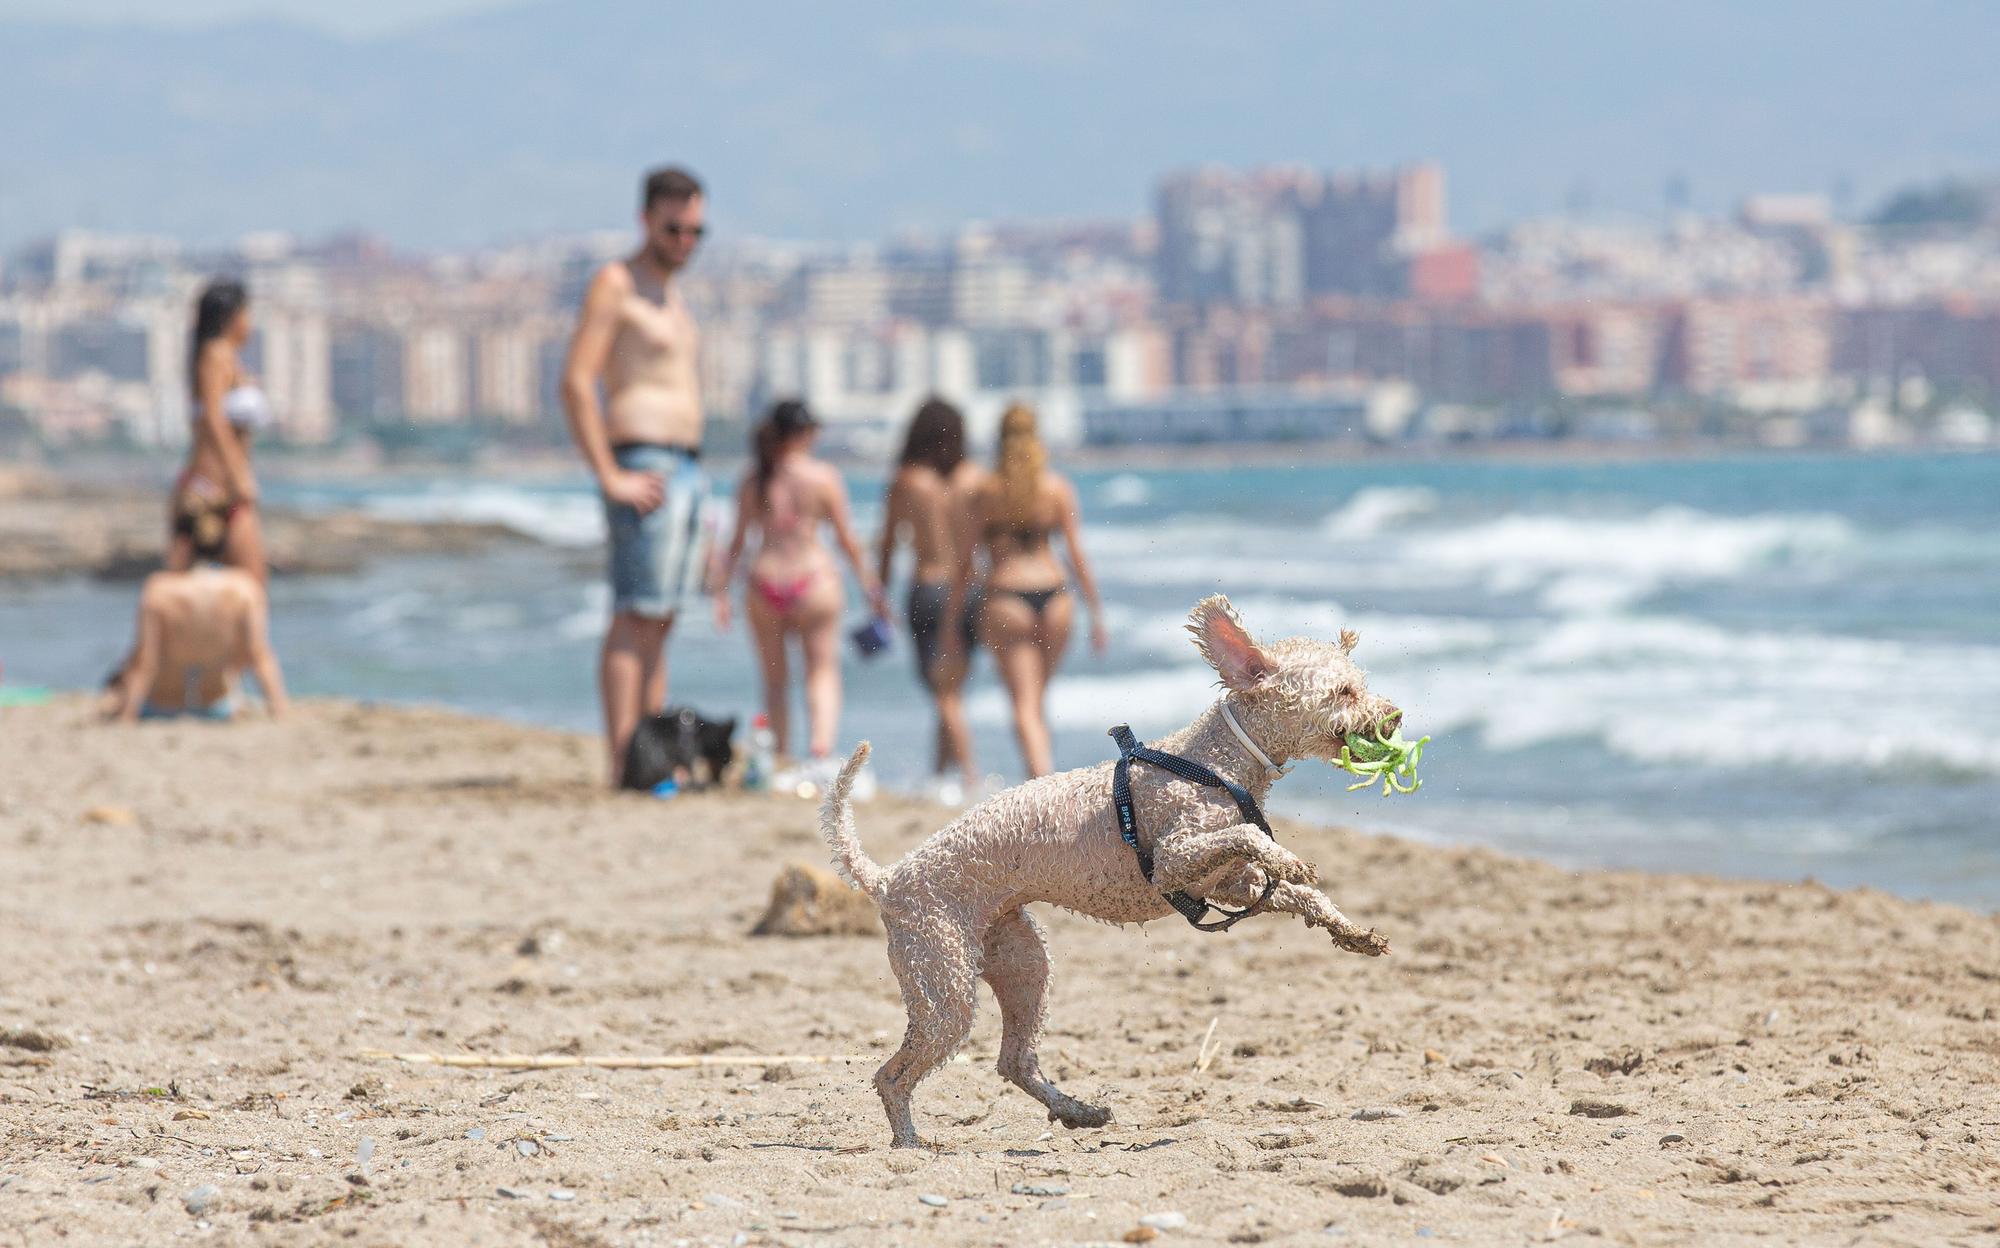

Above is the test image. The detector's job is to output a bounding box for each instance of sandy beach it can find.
[0,699,1995,1247]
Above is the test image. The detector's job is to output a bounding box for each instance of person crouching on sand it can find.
[709,400,884,786]
[103,507,288,722]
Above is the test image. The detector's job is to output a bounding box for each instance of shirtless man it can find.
[561,166,709,783]
[104,512,287,722]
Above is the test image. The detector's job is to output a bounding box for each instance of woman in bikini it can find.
[875,397,987,799]
[712,400,884,774]
[955,402,1106,778]
[170,279,274,582]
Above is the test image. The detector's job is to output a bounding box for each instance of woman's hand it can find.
[1090,615,1109,656]
[712,590,733,632]
[865,578,889,625]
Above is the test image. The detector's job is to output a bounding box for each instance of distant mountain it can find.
[3,0,1997,252]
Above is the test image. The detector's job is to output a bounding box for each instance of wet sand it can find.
[0,699,1995,1247]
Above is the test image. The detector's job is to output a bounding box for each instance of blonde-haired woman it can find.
[952,403,1105,777]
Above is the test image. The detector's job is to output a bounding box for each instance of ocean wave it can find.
[1085,503,1855,608]
[362,484,606,548]
[993,609,2000,781]
[1320,486,1439,538]
[1405,506,1853,612]
[1109,595,1500,664]
[1391,614,2000,778]
[1098,473,1153,507]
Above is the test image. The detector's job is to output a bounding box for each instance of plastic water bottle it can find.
[744,713,776,792]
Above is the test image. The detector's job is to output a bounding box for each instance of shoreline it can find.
[1,697,1995,1245]
[27,437,1994,492]
[0,467,531,583]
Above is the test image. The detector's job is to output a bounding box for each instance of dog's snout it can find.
[1378,704,1403,733]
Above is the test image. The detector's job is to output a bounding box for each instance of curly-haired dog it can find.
[819,594,1398,1148]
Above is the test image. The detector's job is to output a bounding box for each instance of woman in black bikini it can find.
[955,403,1106,778]
[876,398,986,798]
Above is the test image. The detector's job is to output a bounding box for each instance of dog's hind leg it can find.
[874,916,981,1149]
[1210,870,1390,956]
[981,909,1112,1132]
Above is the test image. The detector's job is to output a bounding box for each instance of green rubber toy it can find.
[1335,716,1429,796]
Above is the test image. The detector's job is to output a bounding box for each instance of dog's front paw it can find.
[1265,850,1317,886]
[1332,925,1390,957]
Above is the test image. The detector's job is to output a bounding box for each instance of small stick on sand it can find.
[1193,1018,1221,1074]
[357,1049,969,1070]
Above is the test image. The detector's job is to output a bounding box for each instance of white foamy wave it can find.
[1405,506,1852,612]
[1111,595,1498,664]
[1386,615,2000,778]
[556,584,613,641]
[1099,474,1153,507]
[968,667,1218,735]
[363,485,605,547]
[1025,608,2000,781]
[1320,486,1439,538]
[1091,550,1460,593]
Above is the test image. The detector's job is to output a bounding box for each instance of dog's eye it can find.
[1335,682,1358,701]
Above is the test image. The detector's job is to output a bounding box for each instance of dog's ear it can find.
[1187,595,1275,691]
[1338,628,1359,654]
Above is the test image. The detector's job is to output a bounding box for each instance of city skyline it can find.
[7,150,1999,460]
[4,1,1998,253]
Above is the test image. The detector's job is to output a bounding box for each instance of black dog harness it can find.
[1109,723,1280,932]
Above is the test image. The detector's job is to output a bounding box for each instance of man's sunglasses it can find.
[659,223,707,239]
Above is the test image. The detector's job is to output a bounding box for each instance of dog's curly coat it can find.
[820,594,1397,1148]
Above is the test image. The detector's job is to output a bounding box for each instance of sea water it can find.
[6,450,1995,907]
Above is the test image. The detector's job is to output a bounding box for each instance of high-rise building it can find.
[330,323,405,427]
[1155,163,1470,307]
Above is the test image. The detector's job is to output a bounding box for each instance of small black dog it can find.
[620,706,737,792]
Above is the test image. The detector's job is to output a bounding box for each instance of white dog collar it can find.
[1219,700,1288,781]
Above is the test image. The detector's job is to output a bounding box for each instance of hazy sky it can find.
[0,0,501,36]
[4,1,1995,251]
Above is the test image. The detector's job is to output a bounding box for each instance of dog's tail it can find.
[818,742,886,900]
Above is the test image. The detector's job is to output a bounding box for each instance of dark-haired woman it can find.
[169,279,272,582]
[876,397,986,798]
[711,401,883,773]
[957,403,1105,778]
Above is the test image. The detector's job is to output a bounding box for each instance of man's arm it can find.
[241,586,289,717]
[826,467,886,619]
[708,476,755,630]
[875,474,906,590]
[945,483,984,652]
[562,266,663,513]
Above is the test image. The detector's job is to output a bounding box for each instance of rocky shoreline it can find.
[0,468,530,582]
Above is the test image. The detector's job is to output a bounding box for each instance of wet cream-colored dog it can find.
[820,595,1396,1148]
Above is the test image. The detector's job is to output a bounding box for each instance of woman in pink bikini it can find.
[712,400,884,774]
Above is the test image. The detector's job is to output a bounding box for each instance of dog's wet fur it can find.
[820,594,1396,1148]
